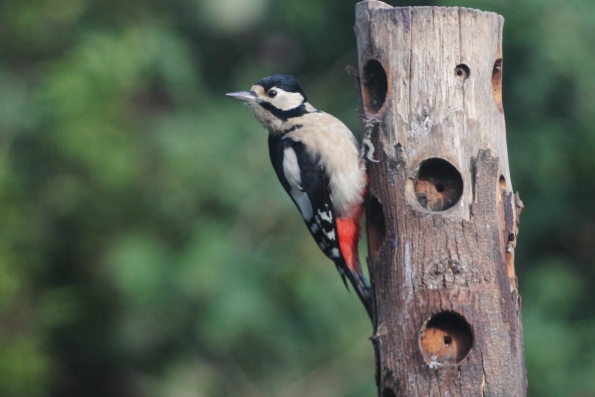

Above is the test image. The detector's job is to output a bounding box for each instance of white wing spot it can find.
[319,242,327,250]
[317,209,333,223]
[310,223,319,233]
[331,248,341,258]
[324,229,336,240]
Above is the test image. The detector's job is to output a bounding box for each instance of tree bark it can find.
[354,2,526,396]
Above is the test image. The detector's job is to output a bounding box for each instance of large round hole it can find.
[420,311,473,365]
[362,59,387,114]
[414,158,463,211]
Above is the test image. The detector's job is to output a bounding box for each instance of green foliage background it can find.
[1,0,594,396]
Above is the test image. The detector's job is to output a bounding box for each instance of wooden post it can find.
[354,2,526,395]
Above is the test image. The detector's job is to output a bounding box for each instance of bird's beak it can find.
[226,91,257,103]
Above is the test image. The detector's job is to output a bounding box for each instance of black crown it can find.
[256,74,307,101]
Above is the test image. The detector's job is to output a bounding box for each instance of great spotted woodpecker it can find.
[227,74,372,318]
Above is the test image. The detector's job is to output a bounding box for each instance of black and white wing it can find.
[268,134,347,279]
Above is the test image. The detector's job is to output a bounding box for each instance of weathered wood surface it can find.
[354,2,526,396]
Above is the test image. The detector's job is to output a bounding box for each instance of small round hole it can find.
[414,158,463,212]
[420,311,473,365]
[362,59,388,114]
[455,64,470,81]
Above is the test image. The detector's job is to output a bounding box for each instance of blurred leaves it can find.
[0,0,594,396]
[198,0,269,34]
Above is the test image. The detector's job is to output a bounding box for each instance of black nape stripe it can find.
[282,124,303,135]
[259,101,309,121]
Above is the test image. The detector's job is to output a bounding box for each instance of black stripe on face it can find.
[259,101,309,121]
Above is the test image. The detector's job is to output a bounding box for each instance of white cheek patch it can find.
[274,90,305,111]
[283,147,313,221]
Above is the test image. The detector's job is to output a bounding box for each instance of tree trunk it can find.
[354,2,526,395]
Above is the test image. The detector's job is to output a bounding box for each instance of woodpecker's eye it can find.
[267,89,277,98]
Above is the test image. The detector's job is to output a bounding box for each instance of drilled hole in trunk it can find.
[499,175,506,191]
[420,311,473,365]
[492,58,503,112]
[362,59,387,114]
[455,63,470,80]
[366,195,386,259]
[382,388,397,397]
[414,158,463,211]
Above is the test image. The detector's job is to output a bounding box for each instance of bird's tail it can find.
[336,206,373,320]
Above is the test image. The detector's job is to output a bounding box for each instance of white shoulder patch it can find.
[283,147,313,221]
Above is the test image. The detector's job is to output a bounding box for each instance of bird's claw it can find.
[361,118,381,163]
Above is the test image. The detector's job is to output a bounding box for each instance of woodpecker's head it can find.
[227,74,314,131]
